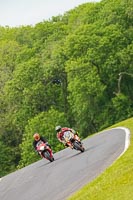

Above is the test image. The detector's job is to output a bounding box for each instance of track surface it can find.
[0,128,130,200]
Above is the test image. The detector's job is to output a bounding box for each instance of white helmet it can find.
[55,125,61,132]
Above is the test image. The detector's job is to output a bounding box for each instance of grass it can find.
[67,117,133,200]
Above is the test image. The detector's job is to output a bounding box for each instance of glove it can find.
[47,143,51,149]
[75,132,78,136]
[62,140,66,145]
[65,143,69,147]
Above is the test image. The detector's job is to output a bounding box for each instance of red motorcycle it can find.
[36,141,54,162]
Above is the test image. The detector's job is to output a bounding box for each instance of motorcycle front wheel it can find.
[73,141,85,152]
[43,151,54,162]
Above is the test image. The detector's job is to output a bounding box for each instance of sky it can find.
[0,0,100,27]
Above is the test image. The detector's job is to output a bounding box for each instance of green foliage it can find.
[18,108,69,168]
[68,117,133,200]
[0,0,133,176]
[0,139,19,177]
[111,93,133,122]
[66,60,106,135]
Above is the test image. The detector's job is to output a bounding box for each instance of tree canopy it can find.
[0,0,133,176]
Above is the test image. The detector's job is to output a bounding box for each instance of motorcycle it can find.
[36,141,54,162]
[63,131,85,152]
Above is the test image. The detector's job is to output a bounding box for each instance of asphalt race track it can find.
[0,127,130,200]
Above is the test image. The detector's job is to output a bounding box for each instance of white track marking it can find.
[112,127,130,157]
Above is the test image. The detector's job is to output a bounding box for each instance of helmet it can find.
[55,125,61,132]
[33,133,40,141]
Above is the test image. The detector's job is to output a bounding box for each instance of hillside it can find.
[68,117,133,200]
[0,0,133,176]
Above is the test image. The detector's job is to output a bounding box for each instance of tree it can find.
[18,108,69,168]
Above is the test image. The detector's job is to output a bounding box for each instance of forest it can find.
[0,0,133,176]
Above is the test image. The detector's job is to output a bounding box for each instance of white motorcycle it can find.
[63,131,85,152]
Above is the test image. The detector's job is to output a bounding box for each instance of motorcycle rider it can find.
[33,133,51,154]
[55,125,78,149]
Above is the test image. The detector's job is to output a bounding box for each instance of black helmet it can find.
[55,125,61,132]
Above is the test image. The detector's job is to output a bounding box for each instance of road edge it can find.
[112,127,130,158]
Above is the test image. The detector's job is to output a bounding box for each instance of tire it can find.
[80,146,85,152]
[43,151,54,162]
[73,141,85,152]
[51,157,54,162]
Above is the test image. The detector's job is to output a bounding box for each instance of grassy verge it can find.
[68,117,133,200]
